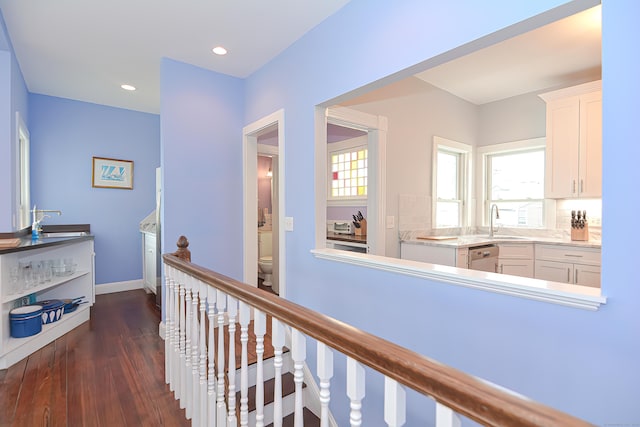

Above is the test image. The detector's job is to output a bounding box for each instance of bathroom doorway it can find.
[242,110,285,297]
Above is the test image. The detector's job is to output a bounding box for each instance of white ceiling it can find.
[0,0,351,114]
[0,3,601,115]
[414,5,601,105]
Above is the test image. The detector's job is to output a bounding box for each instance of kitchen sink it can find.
[474,235,530,241]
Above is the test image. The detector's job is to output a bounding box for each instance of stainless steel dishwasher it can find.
[468,244,499,272]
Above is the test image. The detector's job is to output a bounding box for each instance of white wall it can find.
[342,78,478,257]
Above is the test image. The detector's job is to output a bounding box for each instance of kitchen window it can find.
[328,136,368,204]
[432,136,472,228]
[479,138,546,228]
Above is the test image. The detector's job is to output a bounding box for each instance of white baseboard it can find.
[95,279,144,295]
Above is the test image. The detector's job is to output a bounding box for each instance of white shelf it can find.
[2,270,89,304]
[0,303,90,369]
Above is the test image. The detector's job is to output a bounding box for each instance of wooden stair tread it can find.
[240,371,305,412]
[266,408,320,427]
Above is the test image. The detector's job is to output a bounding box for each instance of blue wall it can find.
[160,58,245,277]
[0,10,28,231]
[162,0,639,425]
[29,94,160,285]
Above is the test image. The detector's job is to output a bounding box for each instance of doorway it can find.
[242,110,285,297]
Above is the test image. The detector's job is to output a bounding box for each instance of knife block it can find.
[355,219,367,236]
[571,223,589,241]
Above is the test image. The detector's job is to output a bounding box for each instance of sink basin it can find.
[40,231,89,238]
[474,235,530,241]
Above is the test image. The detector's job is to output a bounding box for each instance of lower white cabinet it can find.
[0,238,95,369]
[142,232,156,294]
[498,243,534,278]
[534,244,601,288]
[400,242,460,268]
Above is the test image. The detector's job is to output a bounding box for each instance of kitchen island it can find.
[0,234,95,369]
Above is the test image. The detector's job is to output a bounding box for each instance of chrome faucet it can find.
[489,204,500,237]
[31,205,62,238]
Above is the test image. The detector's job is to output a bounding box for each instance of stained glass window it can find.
[329,147,367,198]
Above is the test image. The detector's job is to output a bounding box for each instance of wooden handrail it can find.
[163,251,593,427]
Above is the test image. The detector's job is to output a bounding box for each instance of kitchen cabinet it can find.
[540,80,602,199]
[400,242,468,268]
[142,232,156,294]
[497,243,534,278]
[534,244,600,288]
[0,237,95,369]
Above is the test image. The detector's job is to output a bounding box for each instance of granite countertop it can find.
[327,231,367,244]
[0,234,94,255]
[401,233,601,249]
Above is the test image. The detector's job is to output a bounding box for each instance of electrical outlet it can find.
[284,216,294,231]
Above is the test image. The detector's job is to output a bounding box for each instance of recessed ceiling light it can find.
[121,84,136,91]
[212,46,228,56]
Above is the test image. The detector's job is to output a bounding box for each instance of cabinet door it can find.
[535,260,572,283]
[400,243,457,267]
[574,264,601,288]
[499,260,534,278]
[578,91,602,198]
[144,234,156,292]
[545,97,580,198]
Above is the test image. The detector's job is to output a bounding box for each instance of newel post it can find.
[173,235,191,262]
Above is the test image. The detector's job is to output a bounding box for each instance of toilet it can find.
[258,230,273,287]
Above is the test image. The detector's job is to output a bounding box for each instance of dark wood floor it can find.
[0,290,189,427]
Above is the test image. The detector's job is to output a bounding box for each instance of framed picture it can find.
[92,157,134,189]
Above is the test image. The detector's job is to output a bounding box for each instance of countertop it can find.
[0,234,94,255]
[401,234,601,249]
[327,231,367,244]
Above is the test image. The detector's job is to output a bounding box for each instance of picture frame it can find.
[92,156,134,190]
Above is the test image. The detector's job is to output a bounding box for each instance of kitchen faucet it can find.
[30,204,62,239]
[489,204,500,237]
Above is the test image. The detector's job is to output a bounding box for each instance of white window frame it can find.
[476,137,552,229]
[16,112,31,230]
[432,136,472,229]
[327,135,368,206]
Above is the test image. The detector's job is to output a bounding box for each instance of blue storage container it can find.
[38,299,64,325]
[10,305,43,338]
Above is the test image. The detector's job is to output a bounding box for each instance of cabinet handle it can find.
[567,268,571,283]
[572,180,576,194]
[575,269,578,284]
[580,179,584,193]
[500,264,504,274]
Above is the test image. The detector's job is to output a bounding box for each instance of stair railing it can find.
[163,236,593,427]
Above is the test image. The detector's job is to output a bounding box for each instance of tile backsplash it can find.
[398,193,602,241]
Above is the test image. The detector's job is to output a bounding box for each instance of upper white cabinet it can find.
[539,80,602,199]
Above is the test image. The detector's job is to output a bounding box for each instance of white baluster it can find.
[292,329,306,427]
[190,279,200,425]
[184,278,193,418]
[227,296,238,427]
[317,342,333,427]
[207,286,217,426]
[199,280,208,426]
[173,270,181,398]
[272,319,285,427]
[164,264,172,387]
[347,357,365,427]
[239,302,251,427]
[436,403,461,427]
[384,377,406,427]
[178,273,187,407]
[216,290,227,425]
[254,309,266,427]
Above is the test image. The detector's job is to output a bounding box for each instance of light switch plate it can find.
[284,216,294,231]
[386,215,395,229]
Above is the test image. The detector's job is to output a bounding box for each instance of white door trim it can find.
[317,106,387,256]
[242,110,286,297]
